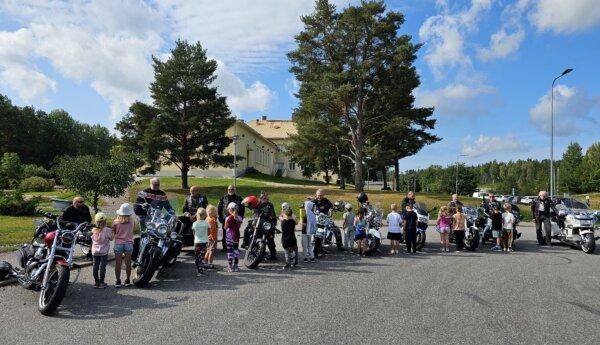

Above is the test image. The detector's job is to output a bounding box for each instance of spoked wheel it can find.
[133,247,159,288]
[38,265,70,316]
[581,233,595,254]
[415,232,426,251]
[244,240,266,269]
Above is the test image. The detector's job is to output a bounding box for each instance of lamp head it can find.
[561,68,573,76]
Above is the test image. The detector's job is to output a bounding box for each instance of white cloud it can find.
[529,84,599,136]
[214,61,273,114]
[461,134,530,158]
[530,0,600,34]
[419,0,492,78]
[415,83,498,117]
[284,77,300,98]
[479,28,525,61]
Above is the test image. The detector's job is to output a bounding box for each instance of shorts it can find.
[114,243,134,254]
[492,230,502,238]
[387,232,402,240]
[438,226,451,234]
[354,231,366,240]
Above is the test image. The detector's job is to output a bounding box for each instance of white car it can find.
[472,192,488,198]
[496,195,506,202]
[520,196,534,205]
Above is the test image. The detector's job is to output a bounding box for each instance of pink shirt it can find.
[437,215,452,229]
[113,221,135,245]
[91,227,113,256]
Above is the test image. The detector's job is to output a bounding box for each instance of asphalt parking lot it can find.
[1,223,600,345]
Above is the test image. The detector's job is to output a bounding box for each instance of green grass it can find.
[0,216,37,252]
[243,172,326,186]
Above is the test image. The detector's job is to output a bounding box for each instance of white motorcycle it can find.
[362,203,382,255]
[545,199,598,254]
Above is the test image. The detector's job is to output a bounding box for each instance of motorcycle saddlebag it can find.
[15,244,35,269]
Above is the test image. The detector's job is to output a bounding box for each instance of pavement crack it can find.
[459,292,492,308]
[566,301,600,316]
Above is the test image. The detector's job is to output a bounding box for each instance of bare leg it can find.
[114,253,123,282]
[124,253,132,281]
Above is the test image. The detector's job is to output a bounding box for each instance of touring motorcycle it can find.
[0,211,93,315]
[449,206,480,251]
[132,204,182,287]
[360,202,383,255]
[413,203,433,251]
[543,198,598,254]
[244,209,277,269]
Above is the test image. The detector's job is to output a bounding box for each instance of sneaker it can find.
[224,267,233,273]
[303,258,309,263]
[196,270,205,277]
[491,245,501,251]
[115,280,122,288]
[456,250,463,252]
[508,248,512,252]
[205,264,215,270]
[309,258,315,262]
[93,283,100,289]
[283,264,291,270]
[98,282,108,289]
[124,280,131,287]
[233,266,240,272]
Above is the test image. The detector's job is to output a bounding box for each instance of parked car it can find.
[496,195,507,202]
[472,192,489,198]
[520,196,534,205]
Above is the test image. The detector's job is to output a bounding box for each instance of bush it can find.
[22,164,53,179]
[0,190,40,216]
[19,176,54,192]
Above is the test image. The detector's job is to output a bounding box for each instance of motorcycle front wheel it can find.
[464,231,480,252]
[415,232,426,251]
[581,233,595,254]
[364,237,381,256]
[38,265,70,316]
[134,247,160,288]
[244,240,266,269]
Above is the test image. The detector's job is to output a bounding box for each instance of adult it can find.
[302,199,317,261]
[531,191,557,246]
[401,191,416,216]
[179,185,209,245]
[447,193,463,215]
[242,192,277,260]
[62,196,93,260]
[134,178,174,231]
[313,188,344,256]
[217,185,245,251]
[482,194,501,215]
[62,196,92,225]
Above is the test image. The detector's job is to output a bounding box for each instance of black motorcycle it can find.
[449,206,480,251]
[244,210,276,269]
[0,211,92,315]
[132,205,182,287]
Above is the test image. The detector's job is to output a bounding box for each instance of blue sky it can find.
[0,0,598,172]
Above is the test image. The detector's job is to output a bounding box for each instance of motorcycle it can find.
[362,203,383,255]
[413,203,434,251]
[449,206,480,251]
[543,201,598,254]
[0,211,93,315]
[244,210,277,269]
[132,204,182,287]
[479,203,523,247]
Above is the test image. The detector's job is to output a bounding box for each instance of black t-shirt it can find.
[62,205,92,224]
[491,212,502,230]
[314,197,333,215]
[404,211,418,232]
[281,218,297,248]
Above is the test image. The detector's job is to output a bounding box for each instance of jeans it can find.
[301,234,314,259]
[453,230,465,251]
[536,216,552,245]
[405,229,417,253]
[284,246,298,266]
[344,228,355,250]
[93,255,108,284]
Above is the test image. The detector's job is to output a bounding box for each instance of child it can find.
[302,199,316,262]
[112,203,135,287]
[354,207,367,256]
[224,202,243,272]
[342,203,355,251]
[386,204,402,254]
[452,205,467,252]
[280,207,298,269]
[403,205,418,254]
[490,206,503,252]
[436,206,452,252]
[204,205,218,270]
[91,212,113,289]
[502,203,516,252]
[192,208,209,276]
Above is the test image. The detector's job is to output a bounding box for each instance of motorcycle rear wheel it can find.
[581,234,595,254]
[38,265,70,316]
[244,241,266,269]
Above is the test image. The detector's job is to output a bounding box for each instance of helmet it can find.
[0,261,13,281]
[345,203,352,210]
[242,195,259,209]
[281,202,290,211]
[357,192,368,204]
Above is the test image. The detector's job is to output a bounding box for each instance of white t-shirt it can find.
[502,212,515,230]
[387,211,402,233]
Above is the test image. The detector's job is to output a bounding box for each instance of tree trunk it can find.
[394,159,400,191]
[181,161,189,190]
[382,167,388,190]
[92,191,99,214]
[335,144,345,189]
[354,138,364,192]
[325,169,330,185]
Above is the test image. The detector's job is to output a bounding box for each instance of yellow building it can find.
[159,116,327,182]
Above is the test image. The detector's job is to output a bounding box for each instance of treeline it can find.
[397,142,600,195]
[0,94,118,168]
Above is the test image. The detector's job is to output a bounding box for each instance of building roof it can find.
[246,118,297,140]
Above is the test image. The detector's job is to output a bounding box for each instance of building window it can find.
[289,161,296,170]
[276,144,285,153]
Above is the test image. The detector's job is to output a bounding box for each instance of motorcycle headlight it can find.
[157,225,167,236]
[170,232,179,240]
[60,232,75,245]
[418,216,428,223]
[263,221,272,231]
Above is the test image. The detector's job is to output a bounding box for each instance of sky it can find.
[0,0,599,172]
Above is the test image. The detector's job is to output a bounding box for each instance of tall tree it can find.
[288,0,436,191]
[116,40,235,189]
[559,142,583,194]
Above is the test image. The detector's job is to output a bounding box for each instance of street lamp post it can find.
[550,68,573,198]
[455,154,468,195]
[232,118,239,188]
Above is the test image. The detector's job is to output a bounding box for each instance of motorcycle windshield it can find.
[560,198,589,210]
[413,203,428,217]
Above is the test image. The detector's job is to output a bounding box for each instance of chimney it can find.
[261,115,267,121]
